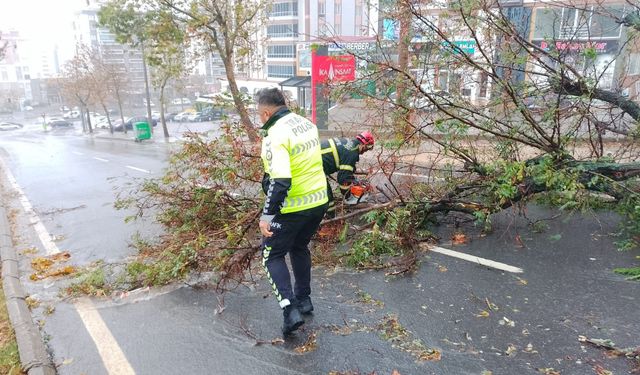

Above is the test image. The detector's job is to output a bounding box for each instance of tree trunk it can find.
[101,103,113,134]
[85,106,93,134]
[115,88,126,134]
[222,57,258,142]
[554,77,640,121]
[79,105,87,132]
[160,82,170,138]
[395,0,412,137]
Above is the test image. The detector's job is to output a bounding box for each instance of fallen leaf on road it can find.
[524,343,539,354]
[294,331,318,354]
[537,368,560,375]
[452,233,468,245]
[392,370,401,375]
[30,266,76,281]
[481,371,493,375]
[516,277,528,285]
[25,296,40,309]
[20,247,38,255]
[499,317,515,327]
[514,234,525,248]
[270,338,284,345]
[549,234,562,242]
[49,251,71,262]
[485,298,499,311]
[61,358,74,366]
[505,344,517,356]
[31,257,54,272]
[475,310,490,318]
[593,365,613,375]
[438,265,448,272]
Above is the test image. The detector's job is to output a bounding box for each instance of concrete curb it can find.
[0,204,56,375]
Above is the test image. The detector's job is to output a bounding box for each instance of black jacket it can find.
[320,137,360,194]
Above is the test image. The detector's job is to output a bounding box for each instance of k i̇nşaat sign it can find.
[312,55,356,83]
[535,40,619,54]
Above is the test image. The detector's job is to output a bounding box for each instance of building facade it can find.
[221,0,379,99]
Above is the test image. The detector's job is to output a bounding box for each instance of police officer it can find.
[320,131,375,217]
[258,88,328,335]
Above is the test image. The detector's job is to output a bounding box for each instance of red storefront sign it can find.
[311,53,356,123]
[537,40,617,54]
[312,54,356,83]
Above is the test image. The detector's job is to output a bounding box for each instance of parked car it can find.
[186,112,202,122]
[113,116,158,132]
[63,110,80,119]
[173,111,192,122]
[0,121,23,131]
[165,112,179,122]
[49,119,73,128]
[203,107,224,119]
[191,113,213,122]
[95,118,112,129]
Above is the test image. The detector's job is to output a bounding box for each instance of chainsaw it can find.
[343,180,373,206]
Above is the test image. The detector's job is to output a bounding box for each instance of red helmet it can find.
[356,131,375,147]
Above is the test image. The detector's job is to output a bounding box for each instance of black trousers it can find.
[262,204,326,307]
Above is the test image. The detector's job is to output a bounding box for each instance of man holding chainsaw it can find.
[320,131,375,217]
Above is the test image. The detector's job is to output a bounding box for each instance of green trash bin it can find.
[134,121,151,142]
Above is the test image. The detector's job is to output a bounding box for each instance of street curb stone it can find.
[0,203,56,375]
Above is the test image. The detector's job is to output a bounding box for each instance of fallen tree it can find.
[80,0,640,294]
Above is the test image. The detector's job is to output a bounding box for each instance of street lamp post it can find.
[141,41,153,135]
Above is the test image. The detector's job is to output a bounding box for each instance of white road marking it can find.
[75,299,136,375]
[426,245,524,274]
[0,158,60,255]
[126,166,151,174]
[72,151,84,156]
[2,158,134,373]
[93,157,109,162]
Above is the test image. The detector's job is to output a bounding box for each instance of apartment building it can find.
[223,0,379,100]
[409,0,635,104]
[73,2,147,95]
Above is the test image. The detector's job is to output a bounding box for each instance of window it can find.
[590,6,624,38]
[15,67,22,80]
[1,69,8,81]
[271,2,298,17]
[318,0,326,17]
[533,8,561,40]
[533,6,622,40]
[267,24,299,38]
[267,45,296,58]
[267,64,295,78]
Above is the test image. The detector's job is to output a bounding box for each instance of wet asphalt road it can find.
[0,124,638,374]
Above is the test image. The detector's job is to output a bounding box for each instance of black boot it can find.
[282,304,304,335]
[296,296,314,315]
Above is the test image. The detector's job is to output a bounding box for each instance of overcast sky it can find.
[1,0,83,62]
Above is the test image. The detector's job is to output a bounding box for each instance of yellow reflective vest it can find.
[261,111,328,214]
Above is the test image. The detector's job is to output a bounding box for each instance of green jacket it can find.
[261,108,328,216]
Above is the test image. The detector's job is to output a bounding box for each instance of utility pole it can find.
[141,41,153,134]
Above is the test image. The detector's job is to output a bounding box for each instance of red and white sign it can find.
[312,55,356,83]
